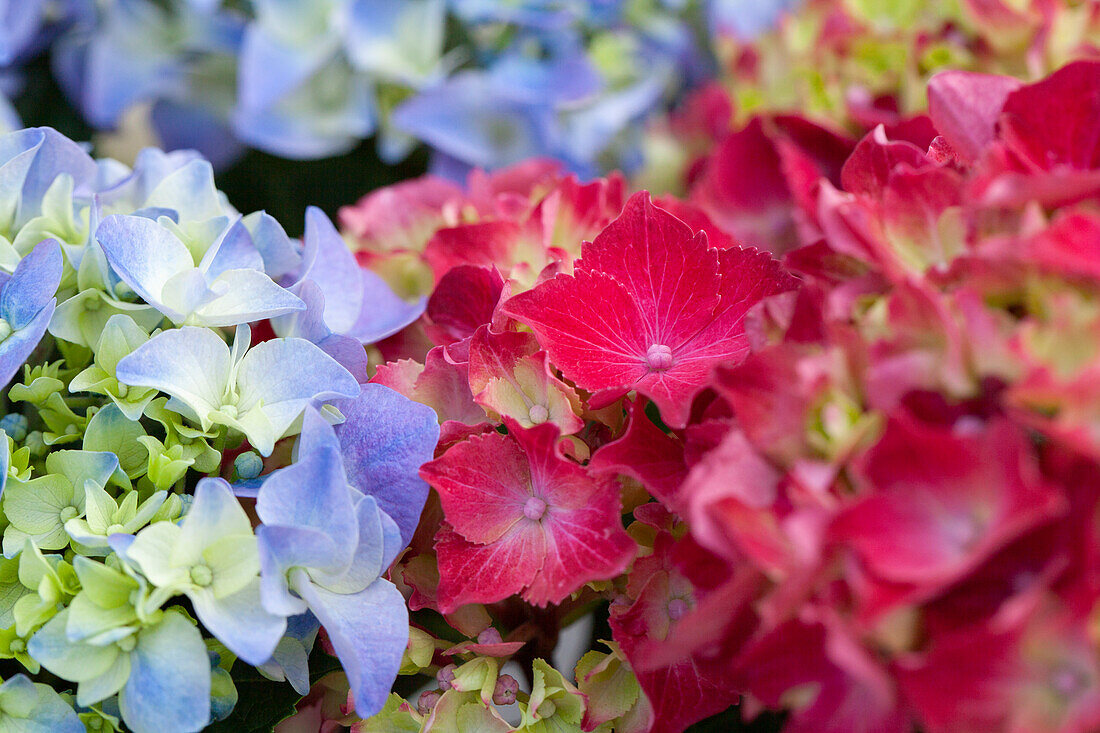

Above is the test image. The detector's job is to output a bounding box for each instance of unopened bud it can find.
[417,689,441,716]
[492,674,518,705]
[437,663,457,690]
[477,627,503,645]
[0,413,28,442]
[234,450,263,479]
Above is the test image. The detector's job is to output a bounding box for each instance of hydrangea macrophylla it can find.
[29,607,212,733]
[832,417,1068,617]
[0,238,62,387]
[274,206,425,346]
[0,673,84,733]
[95,214,306,328]
[43,0,726,173]
[503,190,795,428]
[256,405,422,716]
[421,419,635,611]
[467,327,584,434]
[0,124,441,729]
[114,323,360,455]
[120,478,286,666]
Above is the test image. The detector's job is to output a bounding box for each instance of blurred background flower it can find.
[0,0,796,229]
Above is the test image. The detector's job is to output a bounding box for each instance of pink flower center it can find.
[528,404,550,424]
[524,496,548,521]
[1052,666,1086,697]
[667,598,689,621]
[645,343,674,371]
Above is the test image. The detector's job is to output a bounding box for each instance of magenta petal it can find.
[434,524,545,613]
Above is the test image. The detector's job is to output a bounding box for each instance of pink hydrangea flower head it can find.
[421,420,635,612]
[503,191,796,429]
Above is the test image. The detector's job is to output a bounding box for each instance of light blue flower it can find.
[122,477,286,665]
[0,673,83,733]
[53,0,244,156]
[334,383,439,546]
[0,128,96,257]
[707,0,798,38]
[273,279,368,383]
[0,238,63,388]
[29,607,211,733]
[343,0,448,86]
[392,71,555,170]
[95,214,304,328]
[275,206,423,346]
[96,148,230,225]
[255,407,412,716]
[255,611,319,695]
[114,324,360,455]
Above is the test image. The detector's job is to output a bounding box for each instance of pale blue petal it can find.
[271,280,368,383]
[96,215,194,312]
[243,211,300,280]
[179,477,252,550]
[190,578,286,666]
[256,412,357,543]
[193,269,304,327]
[392,74,552,169]
[256,612,318,695]
[296,207,363,334]
[257,525,338,617]
[6,129,97,227]
[1,238,61,329]
[140,158,225,224]
[379,509,403,571]
[198,217,263,279]
[159,268,210,323]
[293,576,407,717]
[237,24,337,112]
[119,612,211,733]
[344,0,446,84]
[115,327,230,421]
[235,337,360,429]
[0,300,52,388]
[334,384,439,546]
[0,429,8,499]
[309,494,384,595]
[0,674,84,733]
[347,268,425,344]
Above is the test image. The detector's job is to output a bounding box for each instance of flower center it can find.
[0,319,12,342]
[528,404,550,425]
[644,343,674,371]
[117,635,137,653]
[190,564,214,587]
[8,639,24,654]
[106,523,127,536]
[667,598,689,621]
[523,496,547,521]
[537,700,557,719]
[116,384,129,398]
[59,506,79,523]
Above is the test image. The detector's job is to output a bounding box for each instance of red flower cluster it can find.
[343,59,1100,733]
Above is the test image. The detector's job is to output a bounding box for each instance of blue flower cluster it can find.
[1,0,794,176]
[0,126,439,732]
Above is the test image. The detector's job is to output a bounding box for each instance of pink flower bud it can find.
[417,690,442,716]
[493,674,519,705]
[437,664,457,690]
[477,627,503,645]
